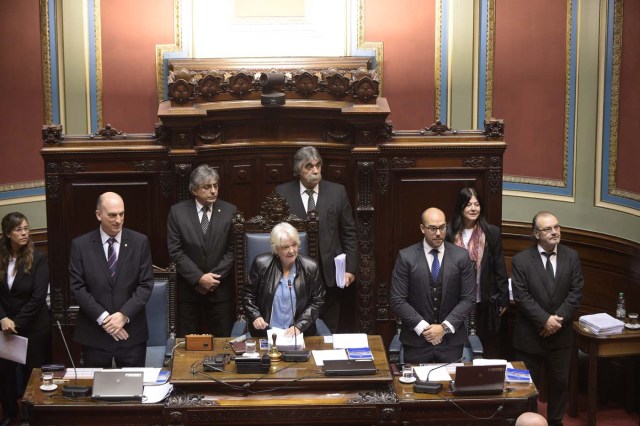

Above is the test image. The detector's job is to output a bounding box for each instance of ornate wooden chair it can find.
[230,192,330,337]
[145,264,177,367]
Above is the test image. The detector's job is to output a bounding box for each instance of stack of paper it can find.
[332,333,369,349]
[579,313,625,335]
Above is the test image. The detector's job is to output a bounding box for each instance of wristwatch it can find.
[442,324,452,335]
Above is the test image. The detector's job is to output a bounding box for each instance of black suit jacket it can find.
[69,228,154,349]
[0,250,50,338]
[511,244,584,354]
[390,241,476,348]
[276,180,358,287]
[167,198,236,303]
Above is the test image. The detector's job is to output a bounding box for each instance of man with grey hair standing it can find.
[277,146,358,333]
[511,211,583,426]
[167,164,237,337]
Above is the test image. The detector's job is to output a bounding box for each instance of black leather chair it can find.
[230,192,330,337]
[145,264,177,367]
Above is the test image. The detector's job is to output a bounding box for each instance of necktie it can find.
[201,205,210,234]
[305,189,316,212]
[430,249,440,280]
[107,237,118,278]
[542,251,555,282]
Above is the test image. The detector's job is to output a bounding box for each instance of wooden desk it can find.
[394,361,538,425]
[22,369,164,425]
[22,337,537,425]
[570,321,640,426]
[170,335,392,389]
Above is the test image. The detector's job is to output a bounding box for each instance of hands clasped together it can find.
[421,323,446,345]
[540,315,563,337]
[102,312,129,341]
[196,272,221,295]
[252,317,300,337]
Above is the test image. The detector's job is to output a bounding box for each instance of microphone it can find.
[414,357,464,394]
[56,320,91,397]
[281,276,310,362]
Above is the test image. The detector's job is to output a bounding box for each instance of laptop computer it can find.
[323,360,377,376]
[92,370,144,401]
[450,365,505,396]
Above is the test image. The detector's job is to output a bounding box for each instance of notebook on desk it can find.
[92,370,144,401]
[450,365,505,396]
[323,359,377,376]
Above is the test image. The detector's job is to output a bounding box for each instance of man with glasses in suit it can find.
[390,207,476,363]
[511,211,584,426]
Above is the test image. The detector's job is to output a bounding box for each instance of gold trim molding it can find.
[357,0,383,95]
[0,180,46,193]
[155,0,183,102]
[93,0,103,129]
[40,0,53,125]
[434,0,442,120]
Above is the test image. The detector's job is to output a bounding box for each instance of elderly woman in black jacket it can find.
[242,222,325,338]
[0,212,50,426]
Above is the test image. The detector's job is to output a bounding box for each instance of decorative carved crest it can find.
[423,121,452,135]
[352,76,379,104]
[228,71,254,97]
[168,79,195,105]
[197,73,223,100]
[293,70,319,97]
[483,118,504,138]
[42,124,63,145]
[92,124,124,140]
[324,71,350,98]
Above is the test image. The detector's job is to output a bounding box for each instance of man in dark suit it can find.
[276,146,358,333]
[390,207,476,363]
[167,165,236,337]
[69,192,154,368]
[511,211,583,426]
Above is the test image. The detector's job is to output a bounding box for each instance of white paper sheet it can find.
[312,349,348,366]
[143,383,173,403]
[334,253,346,288]
[0,333,28,364]
[268,327,305,350]
[332,333,369,349]
[413,364,454,382]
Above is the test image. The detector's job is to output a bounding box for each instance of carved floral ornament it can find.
[167,66,379,106]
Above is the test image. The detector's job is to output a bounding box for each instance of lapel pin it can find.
[217,208,221,212]
[124,244,128,247]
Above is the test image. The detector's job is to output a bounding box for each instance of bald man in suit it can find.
[69,192,154,368]
[511,212,583,426]
[390,207,476,363]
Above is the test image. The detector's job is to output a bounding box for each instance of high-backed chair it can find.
[145,264,177,367]
[231,192,330,337]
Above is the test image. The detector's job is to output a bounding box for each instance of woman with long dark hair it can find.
[0,213,50,425]
[447,188,509,359]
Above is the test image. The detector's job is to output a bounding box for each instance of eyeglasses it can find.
[12,226,29,233]
[537,224,561,234]
[422,224,447,234]
[200,183,219,190]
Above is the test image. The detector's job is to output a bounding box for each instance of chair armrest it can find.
[389,334,403,364]
[315,319,332,336]
[231,319,248,338]
[165,332,176,359]
[467,334,484,358]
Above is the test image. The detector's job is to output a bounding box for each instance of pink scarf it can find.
[455,225,485,299]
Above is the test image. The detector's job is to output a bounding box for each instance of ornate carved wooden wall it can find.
[41,58,506,363]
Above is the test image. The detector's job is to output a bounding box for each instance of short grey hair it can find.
[293,146,322,177]
[270,222,301,254]
[189,164,220,193]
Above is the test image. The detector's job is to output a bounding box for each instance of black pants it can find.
[404,343,464,365]
[178,298,234,338]
[82,343,146,368]
[516,348,572,426]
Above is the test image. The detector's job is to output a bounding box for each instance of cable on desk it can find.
[439,387,512,420]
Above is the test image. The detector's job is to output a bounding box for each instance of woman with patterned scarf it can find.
[446,187,509,359]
